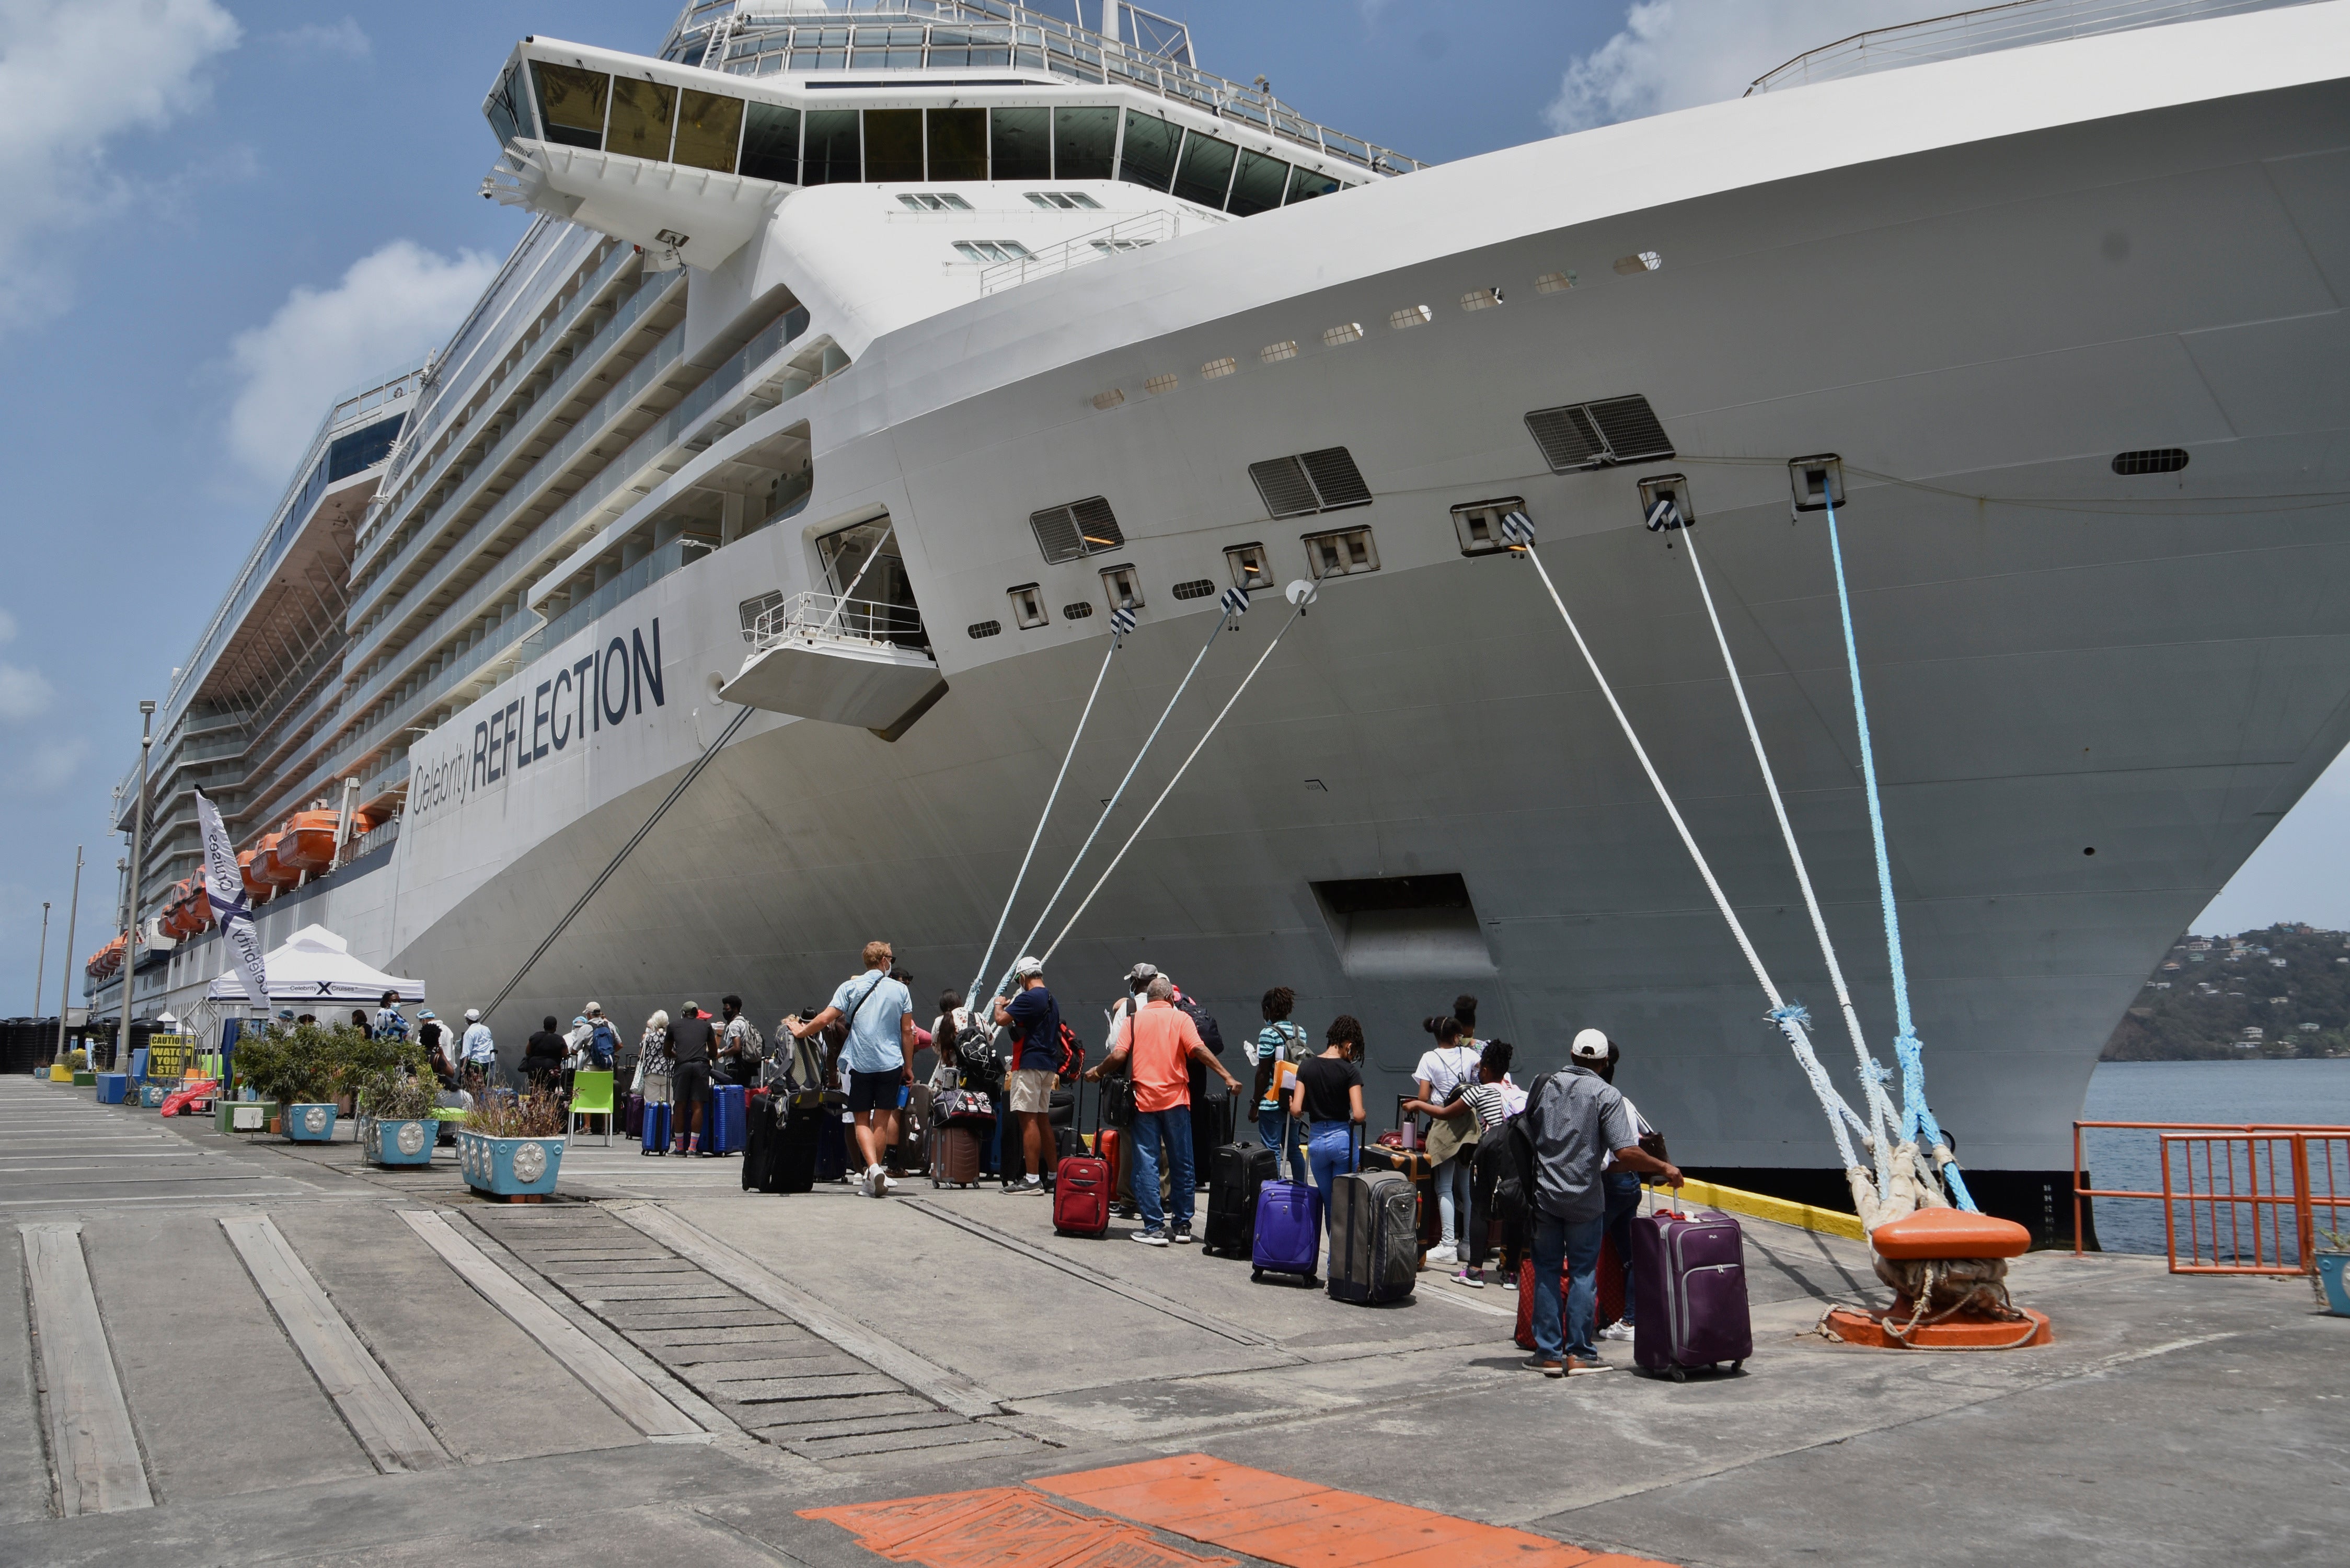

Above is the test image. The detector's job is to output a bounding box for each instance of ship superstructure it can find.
[109,0,2350,1234]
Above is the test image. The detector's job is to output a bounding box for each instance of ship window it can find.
[1026,190,1100,210]
[1461,287,1503,312]
[1261,340,1298,364]
[607,78,676,161]
[1389,304,1431,330]
[1224,543,1274,591]
[1145,373,1177,394]
[1030,495,1124,564]
[1008,583,1049,629]
[1304,525,1379,579]
[1450,498,1524,557]
[1099,563,1144,611]
[1536,270,1576,294]
[1286,169,1344,204]
[1172,130,1237,208]
[865,109,923,181]
[486,62,527,147]
[739,590,785,641]
[952,240,1032,263]
[1226,148,1288,216]
[740,102,799,182]
[993,108,1051,179]
[1171,578,1216,601]
[803,109,860,184]
[1322,322,1362,347]
[1250,447,1372,519]
[898,192,972,211]
[1118,110,1181,192]
[1054,106,1117,181]
[928,107,987,180]
[1201,356,1237,379]
[817,519,925,650]
[674,89,743,173]
[1062,600,1095,620]
[969,620,1003,639]
[532,63,608,151]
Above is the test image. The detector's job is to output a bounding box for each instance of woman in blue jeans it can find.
[1287,1015,1366,1233]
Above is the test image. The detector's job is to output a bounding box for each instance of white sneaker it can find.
[877,1171,900,1196]
[1427,1243,1457,1264]
[864,1165,884,1197]
[1600,1322,1634,1341]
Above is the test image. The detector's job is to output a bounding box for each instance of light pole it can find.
[54,847,81,1066]
[32,900,49,1017]
[119,700,154,1073]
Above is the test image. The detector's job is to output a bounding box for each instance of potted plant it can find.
[2316,1229,2350,1318]
[227,1022,354,1142]
[355,1066,440,1167]
[457,1090,568,1198]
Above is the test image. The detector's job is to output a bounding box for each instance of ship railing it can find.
[2073,1119,2350,1274]
[978,211,1187,295]
[748,591,927,654]
[1747,0,2313,93]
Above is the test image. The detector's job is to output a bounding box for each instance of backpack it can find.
[1503,1071,1558,1218]
[1251,1020,1306,1106]
[1173,991,1224,1056]
[1056,1022,1084,1081]
[734,1018,765,1065]
[585,1020,618,1070]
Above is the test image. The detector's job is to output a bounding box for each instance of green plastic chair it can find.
[569,1069,615,1147]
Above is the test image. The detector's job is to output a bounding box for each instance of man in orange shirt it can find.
[1088,974,1242,1245]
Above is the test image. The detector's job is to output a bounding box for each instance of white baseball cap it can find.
[1570,1028,1611,1062]
[1011,955,1045,981]
[464,1008,481,1022]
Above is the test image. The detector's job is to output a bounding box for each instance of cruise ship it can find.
[96,0,2350,1237]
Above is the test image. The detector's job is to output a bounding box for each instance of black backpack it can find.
[1502,1072,1557,1215]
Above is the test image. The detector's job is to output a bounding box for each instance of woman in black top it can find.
[1288,1015,1367,1230]
[523,1017,568,1093]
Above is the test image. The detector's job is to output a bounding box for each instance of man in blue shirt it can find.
[790,940,915,1197]
[990,956,1061,1195]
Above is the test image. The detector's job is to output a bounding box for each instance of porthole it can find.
[968,620,1002,639]
[1171,578,1216,601]
[1145,373,1178,394]
[1322,322,1363,347]
[1062,601,1094,620]
[1388,305,1431,330]
[1261,340,1298,363]
[1535,271,1576,294]
[1460,288,1503,312]
[1202,356,1238,379]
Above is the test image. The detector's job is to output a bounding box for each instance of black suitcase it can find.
[742,1090,779,1192]
[776,1104,824,1193]
[1204,1141,1277,1258]
[1329,1129,1417,1304]
[1189,1092,1235,1190]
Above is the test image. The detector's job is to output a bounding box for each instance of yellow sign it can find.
[145,1033,193,1083]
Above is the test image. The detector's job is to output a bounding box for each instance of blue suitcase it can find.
[710,1085,744,1154]
[1251,1178,1322,1285]
[640,1100,671,1156]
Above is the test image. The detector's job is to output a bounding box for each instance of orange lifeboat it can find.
[238,850,271,900]
[86,935,126,978]
[182,879,215,933]
[160,879,196,939]
[251,834,302,889]
[279,810,341,872]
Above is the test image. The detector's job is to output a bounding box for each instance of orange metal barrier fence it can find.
[2074,1121,2350,1274]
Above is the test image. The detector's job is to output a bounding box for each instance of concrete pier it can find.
[2,1073,2341,1566]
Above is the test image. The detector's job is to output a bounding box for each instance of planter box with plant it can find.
[2317,1229,2350,1318]
[355,1068,441,1168]
[227,1022,432,1146]
[457,1091,568,1198]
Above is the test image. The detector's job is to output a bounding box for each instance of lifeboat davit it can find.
[279,810,340,872]
[251,834,302,889]
[238,850,271,900]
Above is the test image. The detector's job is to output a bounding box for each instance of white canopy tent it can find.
[205,924,424,1007]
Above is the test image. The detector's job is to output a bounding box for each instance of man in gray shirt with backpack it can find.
[1514,1053,1681,1377]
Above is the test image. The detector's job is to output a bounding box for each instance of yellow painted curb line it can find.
[1673,1178,1867,1241]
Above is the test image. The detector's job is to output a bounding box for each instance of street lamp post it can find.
[119,701,154,1073]
[32,900,49,1017]
[54,847,81,1066]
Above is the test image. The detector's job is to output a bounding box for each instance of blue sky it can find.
[0,0,2337,1014]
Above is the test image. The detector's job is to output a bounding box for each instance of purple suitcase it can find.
[1250,1178,1322,1285]
[1629,1205,1752,1379]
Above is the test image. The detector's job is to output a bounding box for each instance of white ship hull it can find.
[184,8,2350,1189]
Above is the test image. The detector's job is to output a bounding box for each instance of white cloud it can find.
[226,240,502,482]
[5,735,85,795]
[0,608,16,643]
[0,662,53,721]
[0,0,241,329]
[1545,1,1906,134]
[271,18,369,60]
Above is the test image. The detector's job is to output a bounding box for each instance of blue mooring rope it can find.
[1822,490,1977,1212]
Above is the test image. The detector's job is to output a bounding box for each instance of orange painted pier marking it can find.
[802,1454,1677,1568]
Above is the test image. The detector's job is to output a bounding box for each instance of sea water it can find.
[2079,1059,2350,1255]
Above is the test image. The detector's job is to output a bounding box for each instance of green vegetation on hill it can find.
[2102,924,2350,1060]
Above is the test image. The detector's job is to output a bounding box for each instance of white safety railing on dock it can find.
[1747,0,2315,93]
[748,591,926,653]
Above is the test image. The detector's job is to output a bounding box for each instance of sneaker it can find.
[863,1165,883,1197]
[1500,1273,1517,1291]
[1600,1322,1634,1342]
[1132,1229,1169,1247]
[876,1172,900,1196]
[1523,1355,1564,1378]
[1171,1228,1196,1245]
[1564,1356,1612,1376]
[1427,1243,1457,1264]
[1452,1267,1484,1289]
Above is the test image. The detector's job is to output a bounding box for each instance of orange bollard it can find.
[1823,1208,2053,1350]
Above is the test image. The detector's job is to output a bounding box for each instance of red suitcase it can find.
[1513,1235,1623,1352]
[1053,1081,1112,1237]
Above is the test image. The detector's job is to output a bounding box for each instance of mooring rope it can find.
[1497,512,1872,1174]
[994,589,1250,996]
[958,608,1135,1019]
[1677,522,1906,1194]
[1821,489,1977,1211]
[1040,585,1300,968]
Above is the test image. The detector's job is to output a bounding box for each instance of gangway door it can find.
[720,591,945,732]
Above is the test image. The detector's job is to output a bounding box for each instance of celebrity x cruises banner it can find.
[195,791,269,1010]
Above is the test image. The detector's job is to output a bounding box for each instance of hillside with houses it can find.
[2101,925,2350,1059]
